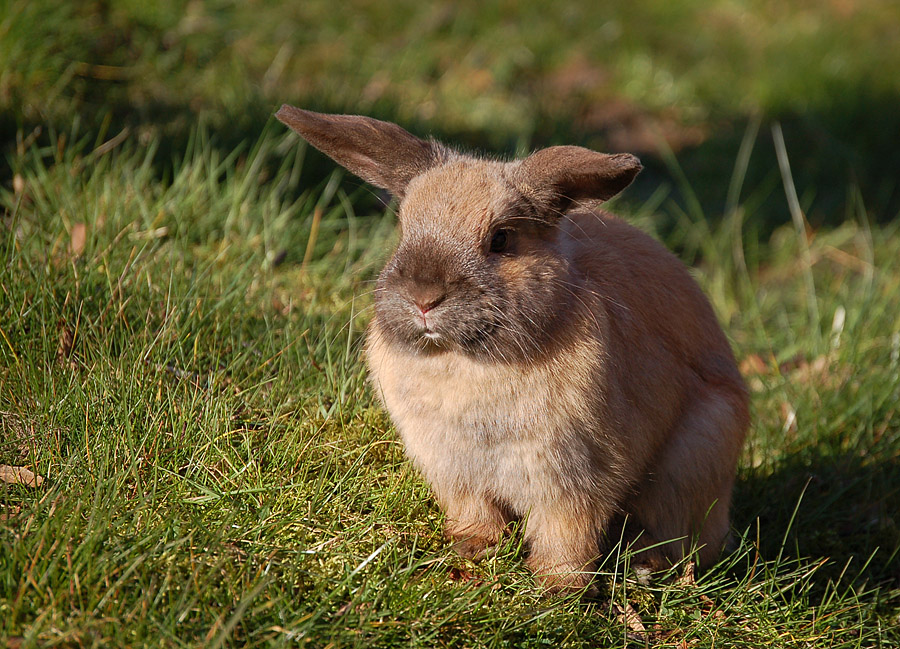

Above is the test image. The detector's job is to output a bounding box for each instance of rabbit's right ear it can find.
[515,146,642,215]
[276,105,442,199]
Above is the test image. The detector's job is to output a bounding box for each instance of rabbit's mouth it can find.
[416,321,453,350]
[413,314,482,353]
[411,307,442,339]
[414,327,454,354]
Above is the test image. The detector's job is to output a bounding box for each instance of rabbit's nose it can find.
[408,284,446,314]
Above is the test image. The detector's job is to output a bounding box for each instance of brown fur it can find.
[276,106,749,593]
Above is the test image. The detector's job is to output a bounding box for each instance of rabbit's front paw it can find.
[528,557,599,597]
[449,534,499,561]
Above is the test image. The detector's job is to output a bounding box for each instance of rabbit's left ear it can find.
[515,146,642,214]
[276,105,443,199]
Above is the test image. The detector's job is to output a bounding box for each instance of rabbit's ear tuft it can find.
[276,105,443,199]
[515,146,642,214]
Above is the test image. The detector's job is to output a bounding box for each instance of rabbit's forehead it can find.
[400,161,516,231]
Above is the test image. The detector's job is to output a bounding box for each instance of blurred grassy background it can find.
[3,0,899,227]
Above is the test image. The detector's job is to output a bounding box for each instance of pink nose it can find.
[409,286,445,315]
[414,296,443,315]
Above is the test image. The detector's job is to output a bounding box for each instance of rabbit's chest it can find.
[366,335,600,503]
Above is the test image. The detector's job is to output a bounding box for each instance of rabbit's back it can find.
[565,210,740,383]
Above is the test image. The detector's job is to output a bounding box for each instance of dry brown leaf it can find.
[788,355,826,381]
[778,353,807,374]
[676,560,696,587]
[739,354,767,376]
[739,354,769,392]
[613,602,647,641]
[784,354,852,390]
[57,319,75,367]
[70,222,86,256]
[336,601,371,616]
[0,505,22,521]
[649,623,681,644]
[0,465,44,488]
[448,566,480,584]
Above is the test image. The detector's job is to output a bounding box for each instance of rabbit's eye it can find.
[490,229,510,253]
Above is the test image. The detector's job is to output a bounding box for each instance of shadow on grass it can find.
[5,104,898,247]
[648,85,900,231]
[733,449,900,590]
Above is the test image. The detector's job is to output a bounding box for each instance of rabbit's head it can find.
[276,106,641,361]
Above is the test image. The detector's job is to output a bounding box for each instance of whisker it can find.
[486,303,535,361]
[554,277,630,316]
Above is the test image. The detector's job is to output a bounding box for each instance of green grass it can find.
[2,1,900,647]
[1,121,898,647]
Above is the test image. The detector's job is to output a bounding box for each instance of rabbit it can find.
[276,105,750,593]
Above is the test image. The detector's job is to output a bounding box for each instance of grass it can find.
[2,1,900,647]
[1,120,898,647]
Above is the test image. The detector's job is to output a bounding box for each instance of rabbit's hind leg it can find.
[628,387,747,570]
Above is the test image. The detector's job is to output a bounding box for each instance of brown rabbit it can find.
[276,105,749,593]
